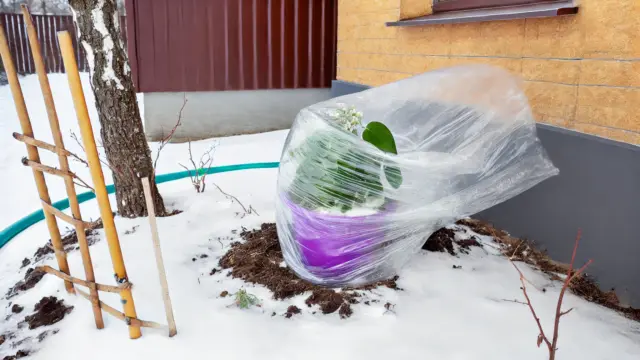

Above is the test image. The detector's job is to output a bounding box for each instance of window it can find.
[433,0,561,13]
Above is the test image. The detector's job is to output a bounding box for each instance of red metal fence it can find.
[0,13,127,74]
[126,0,337,93]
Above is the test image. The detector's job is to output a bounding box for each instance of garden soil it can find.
[219,223,402,318]
[218,223,476,318]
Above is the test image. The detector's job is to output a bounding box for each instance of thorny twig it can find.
[73,179,95,192]
[210,182,259,218]
[178,140,218,193]
[154,94,187,171]
[508,241,547,292]
[509,230,592,360]
[69,131,120,175]
[179,140,217,193]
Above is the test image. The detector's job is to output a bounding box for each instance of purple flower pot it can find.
[283,197,394,279]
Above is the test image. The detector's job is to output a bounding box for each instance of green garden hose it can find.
[0,162,279,249]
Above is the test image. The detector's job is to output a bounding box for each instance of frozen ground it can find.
[0,75,639,360]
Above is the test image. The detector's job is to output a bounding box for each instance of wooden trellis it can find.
[0,6,176,339]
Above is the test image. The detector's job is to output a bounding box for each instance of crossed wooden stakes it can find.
[0,6,176,339]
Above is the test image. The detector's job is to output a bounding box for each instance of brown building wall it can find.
[336,0,640,145]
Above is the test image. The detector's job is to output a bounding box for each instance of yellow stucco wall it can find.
[337,0,640,144]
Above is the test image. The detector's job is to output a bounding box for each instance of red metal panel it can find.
[11,15,26,74]
[18,15,33,73]
[254,0,269,89]
[46,15,56,72]
[54,16,65,72]
[267,0,281,89]
[126,0,337,93]
[282,0,295,89]
[0,13,128,74]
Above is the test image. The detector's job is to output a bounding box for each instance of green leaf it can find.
[384,165,403,189]
[362,122,397,155]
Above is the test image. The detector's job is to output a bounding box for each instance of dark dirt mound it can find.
[457,218,640,323]
[11,304,23,314]
[33,218,104,263]
[338,303,353,319]
[304,289,352,314]
[423,228,456,255]
[23,297,73,330]
[218,223,399,318]
[422,227,481,255]
[284,305,301,318]
[0,334,5,346]
[3,350,29,360]
[6,268,46,299]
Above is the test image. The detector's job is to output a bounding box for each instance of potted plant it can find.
[283,106,402,282]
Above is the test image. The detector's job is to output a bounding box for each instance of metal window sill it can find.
[386,1,578,27]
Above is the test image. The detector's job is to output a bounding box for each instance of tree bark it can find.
[69,0,166,217]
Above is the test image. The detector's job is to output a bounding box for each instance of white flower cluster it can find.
[331,106,363,134]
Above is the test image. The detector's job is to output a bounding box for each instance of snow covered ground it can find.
[0,75,639,360]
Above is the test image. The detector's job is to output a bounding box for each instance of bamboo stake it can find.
[76,289,167,329]
[141,177,178,337]
[0,21,73,294]
[22,158,74,178]
[13,133,72,157]
[37,265,131,293]
[40,200,93,228]
[21,6,104,328]
[58,30,141,339]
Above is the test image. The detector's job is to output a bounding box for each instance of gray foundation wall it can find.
[332,80,640,308]
[143,88,331,141]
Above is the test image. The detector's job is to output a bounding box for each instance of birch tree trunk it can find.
[69,0,166,217]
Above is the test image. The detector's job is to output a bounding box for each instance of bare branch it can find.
[69,131,119,175]
[197,143,217,193]
[178,163,197,185]
[154,94,187,171]
[187,140,198,175]
[550,230,592,357]
[178,139,219,193]
[248,205,260,216]
[559,308,574,317]
[73,177,95,193]
[210,183,247,213]
[510,230,592,360]
[510,261,552,350]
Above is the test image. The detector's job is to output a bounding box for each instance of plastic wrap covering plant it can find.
[276,65,559,287]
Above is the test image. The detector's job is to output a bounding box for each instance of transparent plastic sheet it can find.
[275,65,559,287]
